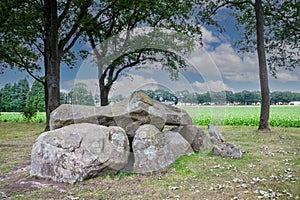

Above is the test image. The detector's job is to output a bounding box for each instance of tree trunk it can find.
[255,0,271,132]
[44,0,60,130]
[100,85,110,106]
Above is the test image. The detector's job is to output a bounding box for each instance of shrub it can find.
[22,105,37,122]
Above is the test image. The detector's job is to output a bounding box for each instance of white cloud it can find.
[273,71,300,82]
[208,43,259,82]
[201,27,220,44]
[60,89,69,93]
[192,80,234,93]
[110,75,159,97]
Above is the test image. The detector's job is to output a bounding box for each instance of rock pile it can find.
[209,124,243,159]
[30,93,241,183]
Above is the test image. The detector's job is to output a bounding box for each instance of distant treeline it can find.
[1,79,300,112]
[174,90,300,105]
[0,78,45,112]
[131,89,300,105]
[0,80,94,112]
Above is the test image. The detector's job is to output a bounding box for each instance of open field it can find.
[0,122,299,199]
[0,112,46,123]
[179,105,300,128]
[1,105,299,127]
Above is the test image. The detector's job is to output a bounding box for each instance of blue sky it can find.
[1,10,299,96]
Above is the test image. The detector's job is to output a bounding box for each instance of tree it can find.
[16,78,30,111]
[82,0,199,106]
[199,0,299,131]
[0,83,13,112]
[0,79,29,112]
[0,0,94,129]
[134,89,178,104]
[69,82,95,106]
[225,91,235,104]
[60,92,71,104]
[26,80,46,112]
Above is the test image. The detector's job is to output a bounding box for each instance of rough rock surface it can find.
[30,123,129,184]
[170,125,212,151]
[163,130,193,158]
[50,93,192,137]
[208,124,226,144]
[132,124,192,173]
[212,143,243,159]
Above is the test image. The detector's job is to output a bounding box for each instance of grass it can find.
[2,105,299,127]
[0,112,46,123]
[0,123,299,199]
[179,105,300,127]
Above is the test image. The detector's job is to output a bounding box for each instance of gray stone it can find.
[163,130,193,158]
[132,124,169,173]
[212,143,243,159]
[208,124,226,143]
[132,124,192,173]
[50,93,192,138]
[171,125,212,151]
[30,123,129,184]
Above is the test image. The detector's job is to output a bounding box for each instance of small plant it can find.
[22,105,37,122]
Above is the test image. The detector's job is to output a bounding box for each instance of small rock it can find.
[0,191,8,198]
[208,124,226,143]
[168,186,180,190]
[233,178,244,183]
[213,143,243,159]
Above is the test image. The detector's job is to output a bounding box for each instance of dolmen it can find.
[30,93,241,184]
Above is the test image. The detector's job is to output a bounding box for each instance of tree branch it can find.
[12,48,44,84]
[58,0,91,52]
[63,31,81,55]
[25,68,45,85]
[57,0,72,27]
[209,0,254,17]
[34,43,44,56]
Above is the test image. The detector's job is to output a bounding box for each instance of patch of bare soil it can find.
[1,160,67,199]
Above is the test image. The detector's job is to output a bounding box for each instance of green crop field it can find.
[178,105,300,128]
[1,105,299,127]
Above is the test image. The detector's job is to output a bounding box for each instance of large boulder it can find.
[132,124,192,173]
[50,93,192,137]
[170,125,212,151]
[163,130,193,158]
[30,123,129,184]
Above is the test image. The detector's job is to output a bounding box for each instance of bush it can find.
[22,105,37,122]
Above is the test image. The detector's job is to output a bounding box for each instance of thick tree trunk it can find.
[44,0,60,130]
[100,85,110,106]
[255,0,271,132]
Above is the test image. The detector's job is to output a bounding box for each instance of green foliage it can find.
[0,78,29,112]
[198,0,299,74]
[133,89,178,104]
[70,83,95,106]
[175,90,300,105]
[22,105,37,122]
[26,80,45,112]
[82,0,200,105]
[0,112,46,123]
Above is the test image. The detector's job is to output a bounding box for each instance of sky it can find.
[1,10,299,97]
